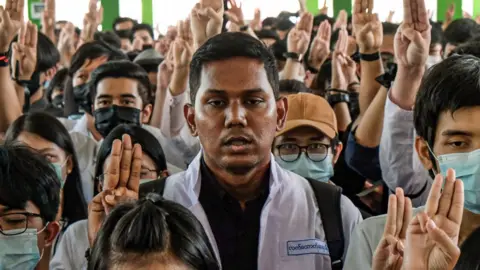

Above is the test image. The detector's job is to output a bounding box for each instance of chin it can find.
[220,156,260,175]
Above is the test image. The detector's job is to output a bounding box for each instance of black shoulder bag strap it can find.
[139,177,168,197]
[306,178,344,270]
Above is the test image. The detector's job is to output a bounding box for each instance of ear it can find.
[43,221,61,247]
[66,156,73,175]
[45,67,57,81]
[161,170,169,178]
[184,104,198,136]
[141,104,153,124]
[275,97,288,132]
[332,142,343,164]
[415,136,434,171]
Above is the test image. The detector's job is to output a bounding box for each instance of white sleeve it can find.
[49,221,89,270]
[160,90,187,138]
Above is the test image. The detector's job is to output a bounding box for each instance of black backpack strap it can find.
[306,178,344,270]
[139,177,168,198]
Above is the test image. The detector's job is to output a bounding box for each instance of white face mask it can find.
[426,55,443,69]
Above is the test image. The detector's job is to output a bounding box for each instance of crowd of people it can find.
[0,0,480,269]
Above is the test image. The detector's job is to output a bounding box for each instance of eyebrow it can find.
[205,88,265,96]
[441,130,474,137]
[96,94,113,100]
[120,94,137,99]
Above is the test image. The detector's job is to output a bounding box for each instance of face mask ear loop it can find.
[425,140,440,176]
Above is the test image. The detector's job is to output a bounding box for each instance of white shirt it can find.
[163,152,363,269]
[49,220,89,270]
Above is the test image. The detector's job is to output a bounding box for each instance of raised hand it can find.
[334,10,348,30]
[57,22,76,65]
[308,20,331,70]
[463,10,472,19]
[190,0,224,48]
[386,11,395,23]
[353,0,383,54]
[446,3,455,23]
[372,188,412,270]
[331,28,350,90]
[250,8,261,30]
[41,0,55,35]
[225,0,245,27]
[12,21,38,81]
[395,0,431,68]
[81,0,103,44]
[319,0,328,15]
[287,12,313,55]
[402,169,463,270]
[0,0,24,52]
[173,20,194,70]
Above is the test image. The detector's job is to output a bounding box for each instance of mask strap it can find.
[425,142,440,175]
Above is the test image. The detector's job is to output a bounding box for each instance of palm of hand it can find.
[201,0,222,10]
[394,28,430,67]
[353,13,369,35]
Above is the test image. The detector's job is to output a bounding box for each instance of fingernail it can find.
[427,219,436,229]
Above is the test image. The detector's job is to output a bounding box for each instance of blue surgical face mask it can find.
[51,159,68,188]
[0,228,41,270]
[275,153,334,182]
[434,148,480,214]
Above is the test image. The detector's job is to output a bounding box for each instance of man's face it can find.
[120,38,133,51]
[134,30,154,46]
[0,201,58,258]
[73,56,108,87]
[273,126,341,165]
[94,77,152,124]
[185,57,287,177]
[416,107,480,171]
[115,21,134,31]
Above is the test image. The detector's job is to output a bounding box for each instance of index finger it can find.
[384,194,398,236]
[399,198,412,239]
[425,173,443,217]
[448,179,464,224]
[177,20,185,40]
[19,22,26,45]
[127,144,142,193]
[119,134,133,188]
[29,22,38,48]
[104,139,122,190]
[403,0,413,24]
[415,0,428,25]
[354,0,362,14]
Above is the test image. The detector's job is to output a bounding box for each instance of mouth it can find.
[223,137,253,152]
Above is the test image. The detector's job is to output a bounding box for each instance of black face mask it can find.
[51,94,64,109]
[94,105,142,138]
[115,29,132,39]
[73,84,92,115]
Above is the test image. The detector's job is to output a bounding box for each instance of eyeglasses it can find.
[276,143,330,162]
[0,212,43,236]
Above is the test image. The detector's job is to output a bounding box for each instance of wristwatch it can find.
[283,52,304,63]
[328,93,350,107]
[0,52,9,67]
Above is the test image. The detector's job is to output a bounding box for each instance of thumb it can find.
[426,219,460,260]
[204,7,222,21]
[402,28,424,46]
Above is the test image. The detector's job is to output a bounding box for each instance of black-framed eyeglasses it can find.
[0,212,43,236]
[276,143,330,162]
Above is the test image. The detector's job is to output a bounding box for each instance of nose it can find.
[225,101,247,128]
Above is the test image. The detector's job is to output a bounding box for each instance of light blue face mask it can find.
[0,228,41,270]
[275,153,334,182]
[51,159,67,188]
[431,147,480,214]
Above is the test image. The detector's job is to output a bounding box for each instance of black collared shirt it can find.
[198,158,270,270]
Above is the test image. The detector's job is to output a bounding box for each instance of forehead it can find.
[135,29,151,37]
[0,201,40,214]
[196,57,273,100]
[436,107,480,136]
[96,78,140,97]
[16,131,62,153]
[276,126,328,142]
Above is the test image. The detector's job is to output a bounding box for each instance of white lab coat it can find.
[163,152,362,270]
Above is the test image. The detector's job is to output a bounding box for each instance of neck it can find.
[30,87,43,104]
[459,209,480,244]
[86,114,103,141]
[36,247,51,270]
[204,155,270,205]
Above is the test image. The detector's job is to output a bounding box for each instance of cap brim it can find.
[276,119,336,139]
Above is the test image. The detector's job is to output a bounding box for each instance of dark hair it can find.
[452,41,480,58]
[12,32,60,73]
[414,55,480,161]
[94,125,167,195]
[88,193,219,270]
[190,32,279,103]
[455,226,480,270]
[0,143,60,222]
[4,113,88,225]
[45,68,68,102]
[275,19,295,31]
[131,23,154,40]
[88,60,152,107]
[255,29,279,42]
[444,18,480,45]
[112,17,137,30]
[313,14,333,27]
[270,39,287,61]
[279,80,311,95]
[262,17,277,29]
[94,31,122,49]
[382,22,399,36]
[430,24,444,47]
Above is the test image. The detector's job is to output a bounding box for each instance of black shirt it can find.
[198,158,270,270]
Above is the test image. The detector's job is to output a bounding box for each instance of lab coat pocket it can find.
[277,238,331,269]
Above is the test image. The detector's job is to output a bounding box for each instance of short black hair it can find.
[5,113,88,225]
[414,55,480,148]
[262,17,277,29]
[452,41,480,58]
[279,80,311,95]
[189,32,279,104]
[444,18,480,45]
[456,226,480,270]
[89,60,152,107]
[94,31,122,49]
[255,29,279,42]
[270,39,287,61]
[0,143,60,222]
[94,124,167,195]
[88,193,220,270]
[430,24,444,47]
[275,19,295,31]
[313,14,333,27]
[112,17,137,30]
[45,68,68,102]
[382,22,399,36]
[131,23,154,40]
